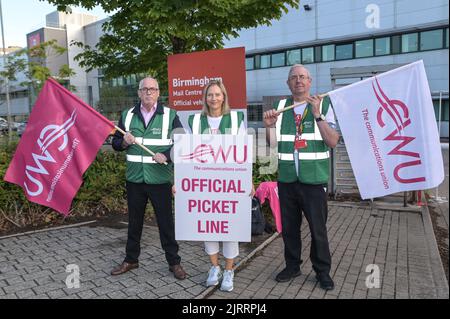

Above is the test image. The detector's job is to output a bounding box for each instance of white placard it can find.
[174,134,253,242]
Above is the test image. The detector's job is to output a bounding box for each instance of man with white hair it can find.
[111,77,187,280]
[263,64,339,290]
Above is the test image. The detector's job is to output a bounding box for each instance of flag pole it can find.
[114,126,168,165]
[276,93,329,114]
[0,0,13,143]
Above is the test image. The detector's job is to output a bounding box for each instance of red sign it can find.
[27,32,41,48]
[168,47,246,111]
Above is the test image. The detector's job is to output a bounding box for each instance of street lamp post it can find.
[0,0,13,143]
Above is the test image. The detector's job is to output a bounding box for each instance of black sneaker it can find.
[275,267,301,282]
[315,273,335,291]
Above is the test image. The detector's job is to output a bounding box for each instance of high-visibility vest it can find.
[188,111,244,135]
[275,97,331,184]
[122,105,176,184]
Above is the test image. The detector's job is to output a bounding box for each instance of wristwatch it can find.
[315,114,326,122]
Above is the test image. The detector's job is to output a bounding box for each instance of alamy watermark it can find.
[365,264,381,288]
[65,264,80,289]
[365,4,380,29]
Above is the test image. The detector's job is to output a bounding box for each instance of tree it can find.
[24,40,76,100]
[43,0,299,92]
[97,85,136,117]
[0,53,26,106]
[1,40,76,105]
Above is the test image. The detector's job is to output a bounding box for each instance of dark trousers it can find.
[278,181,331,275]
[124,181,181,266]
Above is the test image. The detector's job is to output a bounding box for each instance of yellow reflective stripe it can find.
[162,107,170,139]
[276,99,287,142]
[231,111,238,135]
[301,133,316,140]
[124,108,134,132]
[126,154,157,164]
[279,135,294,142]
[278,151,330,161]
[278,133,319,142]
[278,153,293,161]
[299,151,329,160]
[134,137,172,146]
[313,99,324,141]
[144,139,172,146]
[192,113,201,134]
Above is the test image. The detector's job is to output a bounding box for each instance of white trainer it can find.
[220,269,234,292]
[206,265,222,287]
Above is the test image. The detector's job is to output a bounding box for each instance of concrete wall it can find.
[83,19,106,107]
[243,49,449,103]
[66,23,89,103]
[225,0,449,52]
[222,0,448,103]
[42,28,69,76]
[0,52,30,117]
[0,97,28,116]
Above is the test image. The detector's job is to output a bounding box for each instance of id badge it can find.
[295,139,308,149]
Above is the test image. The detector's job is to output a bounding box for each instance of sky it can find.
[1,0,109,48]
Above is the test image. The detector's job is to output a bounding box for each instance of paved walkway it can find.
[0,220,270,299]
[0,202,448,299]
[209,202,448,299]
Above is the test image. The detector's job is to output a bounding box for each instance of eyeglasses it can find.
[139,87,159,94]
[289,75,310,81]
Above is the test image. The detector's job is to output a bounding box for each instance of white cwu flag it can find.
[328,60,444,199]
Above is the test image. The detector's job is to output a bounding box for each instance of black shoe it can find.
[275,267,301,282]
[315,273,335,291]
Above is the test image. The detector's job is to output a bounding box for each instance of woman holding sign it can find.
[186,80,249,292]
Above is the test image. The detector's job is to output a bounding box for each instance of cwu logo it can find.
[372,78,425,184]
[181,144,248,164]
[24,111,77,196]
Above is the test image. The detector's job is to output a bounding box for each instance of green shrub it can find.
[0,142,130,233]
[252,159,278,186]
[1,143,280,233]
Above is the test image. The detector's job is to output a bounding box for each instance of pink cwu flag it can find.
[4,78,115,215]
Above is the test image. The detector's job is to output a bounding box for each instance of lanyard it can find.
[294,106,308,137]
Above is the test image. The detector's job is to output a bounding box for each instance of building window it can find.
[271,52,285,67]
[392,35,401,54]
[9,91,28,99]
[248,105,263,122]
[375,37,390,56]
[244,26,447,72]
[355,39,374,58]
[420,29,444,51]
[314,46,322,62]
[254,55,261,69]
[245,57,254,70]
[402,33,418,53]
[433,99,449,121]
[446,28,449,48]
[260,54,270,68]
[301,47,314,63]
[336,43,353,60]
[322,44,335,61]
[286,49,301,65]
[129,74,137,85]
